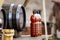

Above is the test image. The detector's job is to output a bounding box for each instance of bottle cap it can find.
[33,10,41,14]
[33,10,37,14]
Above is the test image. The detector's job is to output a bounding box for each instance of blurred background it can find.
[1,0,60,40]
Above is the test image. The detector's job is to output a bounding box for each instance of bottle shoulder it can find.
[30,14,42,22]
[34,14,41,18]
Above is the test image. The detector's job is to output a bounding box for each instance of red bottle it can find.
[30,10,42,37]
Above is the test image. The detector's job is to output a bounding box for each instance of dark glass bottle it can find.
[6,4,14,29]
[2,4,14,29]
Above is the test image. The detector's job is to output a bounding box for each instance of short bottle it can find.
[30,10,42,37]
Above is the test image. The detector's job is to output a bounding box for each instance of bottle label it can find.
[31,22,42,36]
[34,14,41,18]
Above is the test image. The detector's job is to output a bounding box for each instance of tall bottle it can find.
[30,10,42,37]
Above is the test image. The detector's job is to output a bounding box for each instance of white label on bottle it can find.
[34,14,41,18]
[33,22,42,34]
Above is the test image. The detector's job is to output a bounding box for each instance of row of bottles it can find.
[0,4,52,39]
[0,4,26,40]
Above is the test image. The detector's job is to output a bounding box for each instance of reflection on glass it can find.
[16,13,19,19]
[9,12,12,20]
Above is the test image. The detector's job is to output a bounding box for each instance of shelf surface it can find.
[14,35,52,40]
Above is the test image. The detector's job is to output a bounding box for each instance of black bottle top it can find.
[33,10,41,14]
